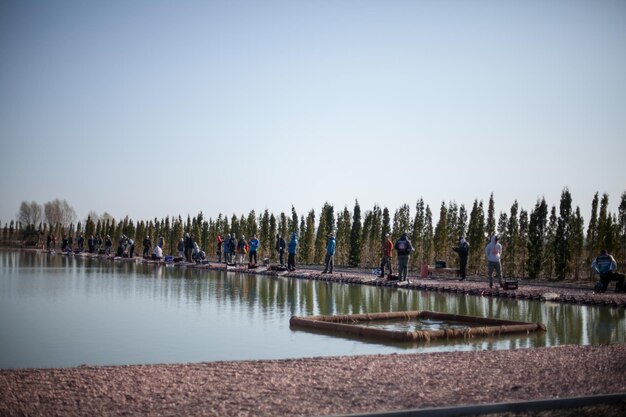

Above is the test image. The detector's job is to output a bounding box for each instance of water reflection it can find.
[0,250,624,369]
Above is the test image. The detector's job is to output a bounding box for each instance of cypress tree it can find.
[446,202,459,264]
[422,205,434,265]
[268,214,277,260]
[527,198,548,279]
[247,210,258,238]
[324,203,335,236]
[335,206,351,265]
[382,207,391,237]
[238,214,247,238]
[486,193,496,238]
[554,188,572,280]
[457,204,468,241]
[392,204,411,239]
[360,209,373,267]
[518,209,529,278]
[433,202,448,262]
[542,206,557,279]
[278,212,288,239]
[598,193,610,251]
[505,201,520,278]
[231,214,240,238]
[348,200,362,267]
[618,191,626,267]
[260,210,270,258]
[365,205,383,267]
[570,206,585,280]
[467,199,485,274]
[586,193,600,279]
[303,210,316,264]
[411,199,425,268]
[314,204,330,264]
[289,206,299,236]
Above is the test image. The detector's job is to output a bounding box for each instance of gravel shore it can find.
[1,344,625,417]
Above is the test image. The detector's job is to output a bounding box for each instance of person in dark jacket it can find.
[143,236,151,257]
[88,235,95,254]
[228,234,237,264]
[394,233,414,282]
[591,249,625,293]
[184,233,194,262]
[453,237,470,281]
[276,234,286,266]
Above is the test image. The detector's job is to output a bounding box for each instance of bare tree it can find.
[17,201,42,227]
[44,199,77,227]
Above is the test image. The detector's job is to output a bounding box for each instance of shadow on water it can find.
[0,250,624,368]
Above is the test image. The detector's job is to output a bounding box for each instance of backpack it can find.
[397,240,408,252]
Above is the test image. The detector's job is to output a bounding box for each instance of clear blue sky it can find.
[1,0,624,226]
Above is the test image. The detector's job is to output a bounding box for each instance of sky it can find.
[1,0,625,227]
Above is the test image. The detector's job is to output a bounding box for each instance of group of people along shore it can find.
[46,229,624,294]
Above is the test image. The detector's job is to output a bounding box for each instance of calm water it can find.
[1,250,624,369]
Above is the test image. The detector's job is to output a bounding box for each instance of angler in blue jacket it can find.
[287,233,298,272]
[322,233,336,274]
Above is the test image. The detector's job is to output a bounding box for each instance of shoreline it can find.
[18,247,626,309]
[1,344,624,416]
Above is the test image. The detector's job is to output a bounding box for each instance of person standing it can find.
[394,232,414,282]
[453,236,470,281]
[287,232,298,272]
[485,235,503,288]
[223,234,231,264]
[216,234,223,263]
[322,233,336,274]
[379,233,393,278]
[248,235,259,265]
[237,235,247,265]
[276,234,286,266]
[228,234,237,264]
[104,235,112,255]
[128,237,135,258]
[177,238,185,258]
[591,249,626,293]
[88,235,95,254]
[143,236,151,257]
[184,233,194,262]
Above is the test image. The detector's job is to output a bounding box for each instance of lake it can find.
[1,250,624,369]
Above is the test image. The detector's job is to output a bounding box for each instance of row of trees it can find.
[3,189,626,280]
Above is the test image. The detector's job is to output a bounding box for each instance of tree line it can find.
[3,189,626,281]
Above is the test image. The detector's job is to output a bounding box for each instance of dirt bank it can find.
[1,344,625,417]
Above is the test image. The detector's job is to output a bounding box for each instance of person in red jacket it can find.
[379,233,393,278]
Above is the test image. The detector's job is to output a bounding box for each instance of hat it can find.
[385,233,390,237]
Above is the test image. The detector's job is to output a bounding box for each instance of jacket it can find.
[382,238,393,257]
[395,234,414,256]
[485,236,502,262]
[326,237,336,255]
[592,253,617,275]
[453,241,469,259]
[288,233,298,254]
